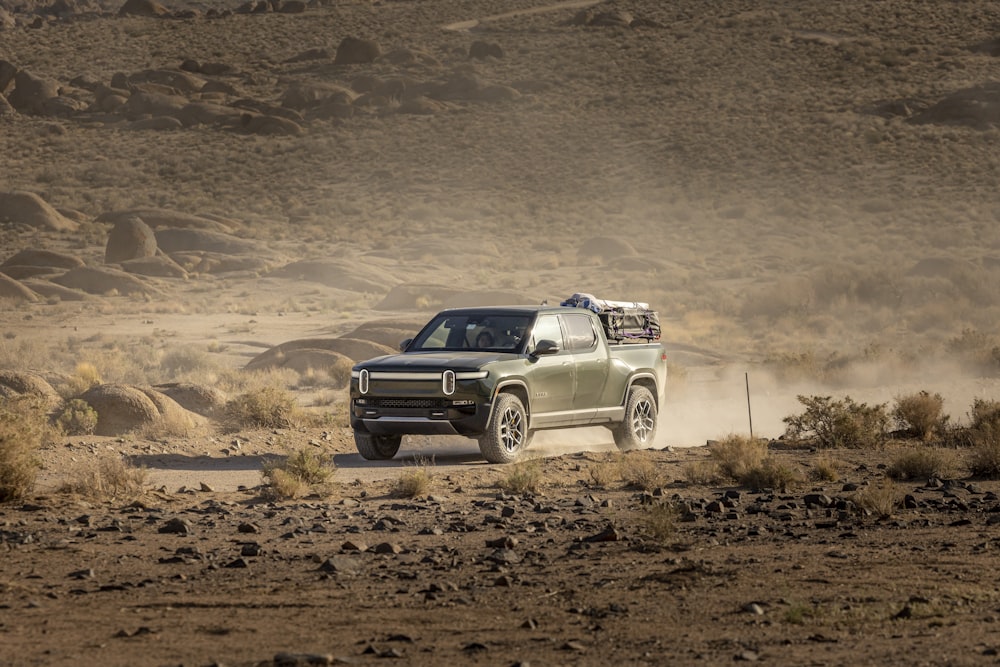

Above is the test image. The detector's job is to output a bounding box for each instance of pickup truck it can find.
[349,305,667,463]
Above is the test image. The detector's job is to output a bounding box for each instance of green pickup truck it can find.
[349,305,667,463]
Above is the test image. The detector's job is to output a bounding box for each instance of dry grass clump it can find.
[783,395,889,449]
[808,455,839,483]
[0,397,49,502]
[160,346,217,379]
[853,480,900,519]
[619,451,666,491]
[54,398,98,436]
[59,455,148,501]
[967,424,1000,478]
[969,398,1000,431]
[709,435,766,480]
[683,460,721,486]
[710,435,799,491]
[261,448,335,500]
[223,385,299,431]
[394,457,434,498]
[892,391,949,441]
[65,361,102,397]
[887,447,956,481]
[639,501,678,543]
[497,458,543,496]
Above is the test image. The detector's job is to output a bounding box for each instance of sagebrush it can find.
[783,395,889,449]
[0,397,49,502]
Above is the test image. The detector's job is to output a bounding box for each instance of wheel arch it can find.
[491,380,531,422]
[624,373,659,409]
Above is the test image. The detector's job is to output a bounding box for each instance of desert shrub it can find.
[946,328,1000,372]
[892,391,948,441]
[59,455,147,501]
[394,458,433,498]
[261,448,335,500]
[619,452,666,491]
[55,398,99,436]
[968,424,1000,478]
[161,346,214,378]
[969,398,1000,431]
[0,397,48,502]
[65,361,102,397]
[853,480,900,519]
[588,458,620,488]
[740,458,800,492]
[783,395,889,449]
[887,447,955,481]
[224,385,298,431]
[683,460,720,486]
[808,455,839,482]
[639,501,678,543]
[498,459,543,495]
[709,435,766,481]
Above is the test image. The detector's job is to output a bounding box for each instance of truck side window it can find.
[531,315,563,350]
[563,313,598,351]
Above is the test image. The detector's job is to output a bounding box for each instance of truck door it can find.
[562,312,608,420]
[524,314,576,428]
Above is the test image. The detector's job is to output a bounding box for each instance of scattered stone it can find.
[334,37,381,65]
[158,518,193,535]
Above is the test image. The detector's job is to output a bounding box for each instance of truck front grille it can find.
[363,398,446,409]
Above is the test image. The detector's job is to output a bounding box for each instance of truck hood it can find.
[357,351,517,372]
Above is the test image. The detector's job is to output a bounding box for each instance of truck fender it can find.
[621,372,660,408]
[489,379,531,426]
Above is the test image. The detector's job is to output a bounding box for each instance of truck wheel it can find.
[354,431,402,460]
[478,393,532,464]
[613,385,657,451]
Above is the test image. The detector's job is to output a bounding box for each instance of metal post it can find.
[745,372,754,440]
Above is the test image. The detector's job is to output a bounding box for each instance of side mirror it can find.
[399,338,413,352]
[531,339,560,356]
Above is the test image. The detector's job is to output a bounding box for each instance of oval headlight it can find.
[359,369,369,395]
[442,370,456,396]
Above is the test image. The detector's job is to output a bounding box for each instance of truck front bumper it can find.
[350,397,492,437]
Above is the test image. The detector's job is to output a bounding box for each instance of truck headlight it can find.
[359,369,369,394]
[442,370,456,395]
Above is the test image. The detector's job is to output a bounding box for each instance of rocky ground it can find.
[6,443,1000,667]
[3,0,1000,663]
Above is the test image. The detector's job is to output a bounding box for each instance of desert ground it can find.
[3,0,1000,664]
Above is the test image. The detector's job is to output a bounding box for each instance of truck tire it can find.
[354,430,402,460]
[478,393,532,464]
[613,385,657,451]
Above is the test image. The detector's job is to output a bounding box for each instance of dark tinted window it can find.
[563,314,597,351]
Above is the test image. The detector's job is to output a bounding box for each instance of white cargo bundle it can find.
[559,293,661,342]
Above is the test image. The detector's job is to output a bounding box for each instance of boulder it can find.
[79,384,198,436]
[2,248,84,270]
[121,91,187,120]
[908,83,1000,130]
[167,251,273,274]
[469,41,504,60]
[246,338,394,369]
[0,265,61,280]
[155,227,263,255]
[96,208,236,233]
[20,279,95,301]
[262,348,353,374]
[0,273,39,302]
[175,102,241,127]
[334,37,381,65]
[7,70,59,115]
[119,255,188,279]
[128,69,206,93]
[0,191,79,231]
[128,116,183,131]
[105,216,158,263]
[152,382,227,418]
[52,266,161,296]
[0,370,60,406]
[118,0,169,17]
[267,258,391,293]
[280,81,355,110]
[239,113,304,136]
[0,60,16,95]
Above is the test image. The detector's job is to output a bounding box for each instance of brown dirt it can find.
[3,0,1000,663]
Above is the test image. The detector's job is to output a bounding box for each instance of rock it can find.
[245,338,394,369]
[0,191,79,231]
[908,82,1000,130]
[803,493,833,509]
[277,0,305,13]
[105,216,158,263]
[239,113,304,136]
[2,248,84,270]
[96,208,237,233]
[334,37,381,65]
[121,91,188,120]
[128,116,183,131]
[0,273,39,302]
[167,251,273,274]
[0,370,60,405]
[316,556,362,575]
[7,70,60,115]
[0,60,16,94]
[154,227,263,255]
[0,94,14,117]
[280,81,355,111]
[118,255,188,279]
[469,41,504,60]
[52,266,161,297]
[78,384,197,436]
[20,279,94,302]
[152,382,227,418]
[118,0,169,16]
[158,517,193,535]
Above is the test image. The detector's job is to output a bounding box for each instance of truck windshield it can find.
[409,314,533,352]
